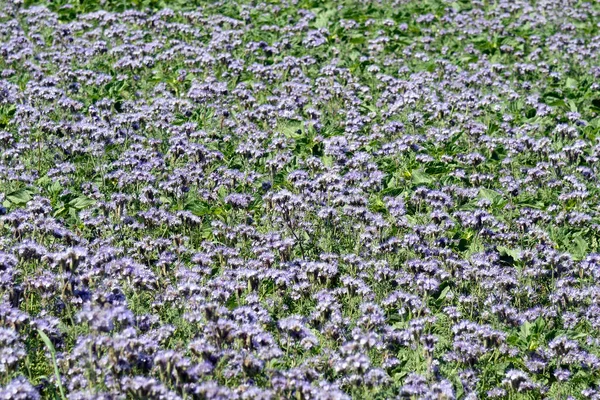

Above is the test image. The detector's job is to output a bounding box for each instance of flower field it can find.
[1,0,600,398]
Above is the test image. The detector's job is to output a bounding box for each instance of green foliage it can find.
[38,330,67,400]
[3,0,600,398]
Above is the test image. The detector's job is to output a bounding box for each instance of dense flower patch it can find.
[1,0,600,398]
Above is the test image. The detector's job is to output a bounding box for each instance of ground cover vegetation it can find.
[1,0,600,398]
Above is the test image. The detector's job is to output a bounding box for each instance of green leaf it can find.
[314,8,335,28]
[411,169,433,185]
[349,35,366,45]
[547,98,567,108]
[520,320,532,339]
[53,207,67,218]
[201,227,213,239]
[467,238,484,255]
[436,285,451,303]
[6,188,33,205]
[280,122,303,138]
[566,77,578,89]
[185,200,209,216]
[38,329,67,400]
[159,196,172,205]
[570,235,588,260]
[392,370,408,381]
[479,188,502,203]
[36,176,51,187]
[369,196,386,212]
[568,99,578,113]
[498,246,522,261]
[212,206,226,217]
[49,180,63,195]
[68,196,96,209]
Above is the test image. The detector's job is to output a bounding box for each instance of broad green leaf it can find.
[69,196,96,209]
[571,235,588,260]
[280,122,303,138]
[411,169,433,185]
[479,188,502,203]
[6,188,33,205]
[568,99,578,113]
[159,196,172,205]
[49,180,63,195]
[566,77,578,89]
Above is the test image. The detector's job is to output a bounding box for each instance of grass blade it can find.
[38,329,67,400]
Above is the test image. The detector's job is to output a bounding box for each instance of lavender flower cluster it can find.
[0,0,600,397]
